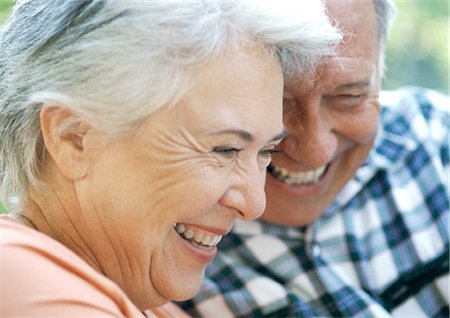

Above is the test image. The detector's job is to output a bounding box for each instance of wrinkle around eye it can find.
[325,94,368,112]
[208,150,238,168]
[283,98,298,109]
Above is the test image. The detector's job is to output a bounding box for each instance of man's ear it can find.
[40,106,94,180]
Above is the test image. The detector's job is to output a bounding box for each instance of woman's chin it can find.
[168,282,202,302]
[172,288,201,302]
[158,273,204,303]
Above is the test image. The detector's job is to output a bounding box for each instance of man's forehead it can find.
[324,0,379,66]
[286,58,376,94]
[325,0,377,36]
[325,0,374,16]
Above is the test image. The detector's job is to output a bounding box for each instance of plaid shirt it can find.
[179,87,450,318]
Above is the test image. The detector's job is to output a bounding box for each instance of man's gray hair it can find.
[373,0,397,75]
[0,0,341,209]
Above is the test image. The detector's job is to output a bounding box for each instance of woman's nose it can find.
[219,165,266,221]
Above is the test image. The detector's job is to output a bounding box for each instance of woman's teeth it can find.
[174,223,222,248]
[269,164,327,185]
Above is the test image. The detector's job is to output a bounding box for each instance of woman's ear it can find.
[40,106,94,180]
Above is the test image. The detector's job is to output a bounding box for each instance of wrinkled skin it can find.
[34,47,285,310]
[263,0,382,226]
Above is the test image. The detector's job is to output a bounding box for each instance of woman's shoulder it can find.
[2,214,68,249]
[1,214,144,318]
[1,214,94,274]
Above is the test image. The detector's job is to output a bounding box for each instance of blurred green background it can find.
[0,0,448,213]
[383,0,448,92]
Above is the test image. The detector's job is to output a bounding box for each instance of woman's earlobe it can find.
[40,106,92,180]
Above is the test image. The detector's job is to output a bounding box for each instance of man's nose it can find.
[219,164,266,221]
[283,99,337,166]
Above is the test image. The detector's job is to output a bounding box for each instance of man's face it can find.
[263,0,381,226]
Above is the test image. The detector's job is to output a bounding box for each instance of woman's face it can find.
[75,47,284,309]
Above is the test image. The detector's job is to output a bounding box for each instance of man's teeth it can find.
[174,223,222,248]
[269,164,327,185]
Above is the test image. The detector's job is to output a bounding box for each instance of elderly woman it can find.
[0,0,340,317]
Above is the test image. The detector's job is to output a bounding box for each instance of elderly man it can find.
[180,0,449,317]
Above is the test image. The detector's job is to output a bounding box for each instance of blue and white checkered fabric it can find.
[179,87,449,317]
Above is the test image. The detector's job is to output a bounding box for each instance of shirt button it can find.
[312,244,321,258]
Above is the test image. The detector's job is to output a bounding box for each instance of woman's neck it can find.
[20,189,104,274]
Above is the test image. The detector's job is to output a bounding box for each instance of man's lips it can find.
[267,163,328,185]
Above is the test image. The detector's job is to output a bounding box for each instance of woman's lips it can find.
[174,223,222,248]
[173,223,228,264]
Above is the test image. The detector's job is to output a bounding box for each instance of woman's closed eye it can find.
[212,146,241,158]
[212,146,282,168]
[259,148,282,158]
[258,148,282,168]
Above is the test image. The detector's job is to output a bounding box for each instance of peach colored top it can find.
[0,215,190,318]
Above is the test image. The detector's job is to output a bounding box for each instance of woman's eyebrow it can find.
[211,129,286,143]
[270,130,286,142]
[212,129,254,142]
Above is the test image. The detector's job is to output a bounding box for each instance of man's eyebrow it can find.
[335,79,372,91]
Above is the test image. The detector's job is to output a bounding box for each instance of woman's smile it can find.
[173,223,229,263]
[174,223,223,249]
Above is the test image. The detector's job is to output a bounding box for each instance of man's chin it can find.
[261,201,326,226]
[263,167,337,226]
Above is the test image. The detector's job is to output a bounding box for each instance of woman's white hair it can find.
[0,0,341,209]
